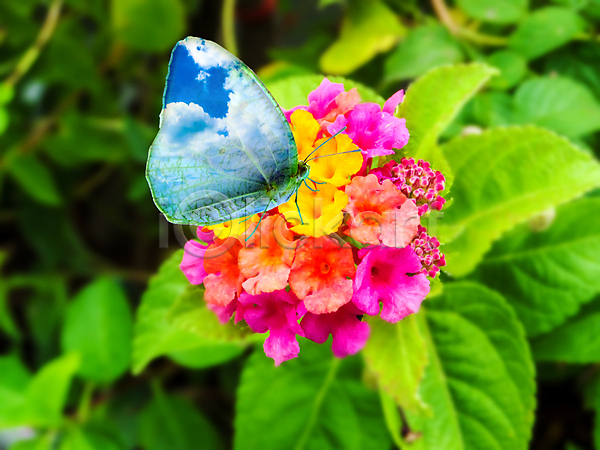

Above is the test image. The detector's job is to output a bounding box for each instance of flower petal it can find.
[383,89,404,115]
[180,240,209,285]
[301,303,370,358]
[289,237,355,314]
[352,246,430,323]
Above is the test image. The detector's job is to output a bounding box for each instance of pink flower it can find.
[207,300,240,324]
[372,158,446,216]
[329,97,409,160]
[284,78,360,132]
[179,228,216,285]
[410,225,446,278]
[383,90,405,115]
[301,302,370,358]
[239,290,304,366]
[352,246,430,323]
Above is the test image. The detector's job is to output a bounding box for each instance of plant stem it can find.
[222,0,239,56]
[294,358,341,450]
[3,0,64,88]
[431,0,508,47]
[77,382,96,423]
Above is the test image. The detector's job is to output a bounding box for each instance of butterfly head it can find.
[297,160,310,182]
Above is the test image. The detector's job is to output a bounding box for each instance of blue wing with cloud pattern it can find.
[146,37,299,225]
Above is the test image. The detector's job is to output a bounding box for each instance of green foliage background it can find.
[1,0,600,448]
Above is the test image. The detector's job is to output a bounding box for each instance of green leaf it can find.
[44,114,130,167]
[384,23,464,83]
[0,83,14,105]
[165,285,251,367]
[530,297,600,362]
[0,252,19,339]
[22,276,67,364]
[544,44,600,100]
[550,0,588,9]
[0,284,18,339]
[457,0,527,23]
[512,76,600,139]
[133,251,248,374]
[138,389,221,450]
[42,20,98,91]
[509,7,585,60]
[404,283,535,450]
[318,0,344,6]
[265,75,385,111]
[123,116,156,163]
[111,0,185,52]
[319,0,405,75]
[475,198,600,336]
[24,353,80,428]
[0,354,78,428]
[0,355,31,428]
[470,91,514,127]
[61,278,133,383]
[378,389,404,448]
[6,153,61,206]
[486,50,527,89]
[234,340,391,450]
[58,428,122,450]
[168,345,245,369]
[587,374,600,450]
[396,63,498,177]
[362,315,428,416]
[9,435,53,450]
[167,285,251,343]
[133,251,203,374]
[440,126,600,277]
[0,108,9,135]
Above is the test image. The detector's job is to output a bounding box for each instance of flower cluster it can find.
[180,79,446,365]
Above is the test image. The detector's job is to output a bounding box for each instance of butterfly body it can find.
[146,37,306,225]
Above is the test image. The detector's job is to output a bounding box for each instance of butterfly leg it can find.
[245,198,272,242]
[294,190,304,225]
[303,180,317,192]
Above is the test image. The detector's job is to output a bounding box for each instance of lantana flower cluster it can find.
[180,79,446,365]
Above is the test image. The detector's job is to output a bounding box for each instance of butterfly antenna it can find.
[302,126,348,163]
[307,148,362,163]
[245,199,272,242]
[294,190,305,225]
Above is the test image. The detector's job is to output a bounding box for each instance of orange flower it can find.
[289,237,355,314]
[203,238,245,307]
[238,215,296,295]
[278,182,348,238]
[344,174,419,248]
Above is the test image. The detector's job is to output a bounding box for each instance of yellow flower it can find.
[290,110,321,160]
[278,182,348,238]
[290,110,363,187]
[204,214,259,239]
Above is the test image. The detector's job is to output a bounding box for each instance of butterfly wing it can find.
[146,37,299,225]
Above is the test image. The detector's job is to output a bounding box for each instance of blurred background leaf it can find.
[2,0,600,448]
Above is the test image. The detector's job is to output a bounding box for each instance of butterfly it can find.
[146,37,311,226]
